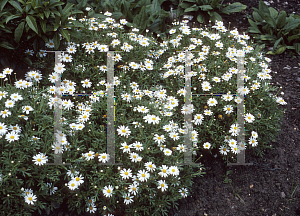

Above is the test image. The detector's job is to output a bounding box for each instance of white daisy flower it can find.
[24,193,37,205]
[103,185,114,198]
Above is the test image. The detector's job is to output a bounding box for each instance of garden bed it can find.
[168,0,300,215]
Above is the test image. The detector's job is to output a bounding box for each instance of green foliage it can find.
[0,0,84,73]
[61,0,172,42]
[178,0,247,25]
[246,0,300,55]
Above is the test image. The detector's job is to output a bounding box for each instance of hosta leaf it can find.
[276,11,286,29]
[260,34,276,41]
[248,19,261,33]
[263,14,276,28]
[210,11,222,23]
[184,5,199,13]
[197,14,204,23]
[294,43,300,53]
[252,11,263,22]
[258,0,270,16]
[221,2,246,15]
[287,35,299,43]
[273,37,283,50]
[199,5,213,11]
[275,45,286,54]
[283,18,300,33]
[268,7,278,19]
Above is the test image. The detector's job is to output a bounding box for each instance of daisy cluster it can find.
[0,10,287,215]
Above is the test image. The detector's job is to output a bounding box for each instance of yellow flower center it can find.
[142,174,145,177]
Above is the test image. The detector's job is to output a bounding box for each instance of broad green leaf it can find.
[182,0,196,2]
[26,15,38,34]
[252,11,263,22]
[211,0,222,8]
[0,0,9,11]
[14,21,25,43]
[268,7,278,19]
[199,5,213,11]
[53,32,60,49]
[248,19,261,33]
[273,37,283,50]
[286,45,295,49]
[111,11,123,21]
[221,2,246,14]
[294,43,300,53]
[52,10,60,17]
[60,29,70,42]
[210,11,222,23]
[276,11,286,29]
[260,34,276,40]
[5,14,21,24]
[70,10,83,15]
[150,0,160,16]
[8,0,23,13]
[48,1,65,8]
[44,10,50,18]
[62,3,74,15]
[264,14,276,28]
[283,18,300,33]
[179,2,193,9]
[258,0,270,16]
[121,0,131,20]
[68,20,84,28]
[92,13,107,19]
[0,41,15,49]
[37,13,44,20]
[266,50,275,55]
[287,35,299,43]
[275,45,286,54]
[184,5,199,13]
[197,14,204,23]
[148,18,162,33]
[40,19,46,33]
[30,0,36,9]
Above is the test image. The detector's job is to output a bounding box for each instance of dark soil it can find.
[29,1,300,215]
[167,0,300,216]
